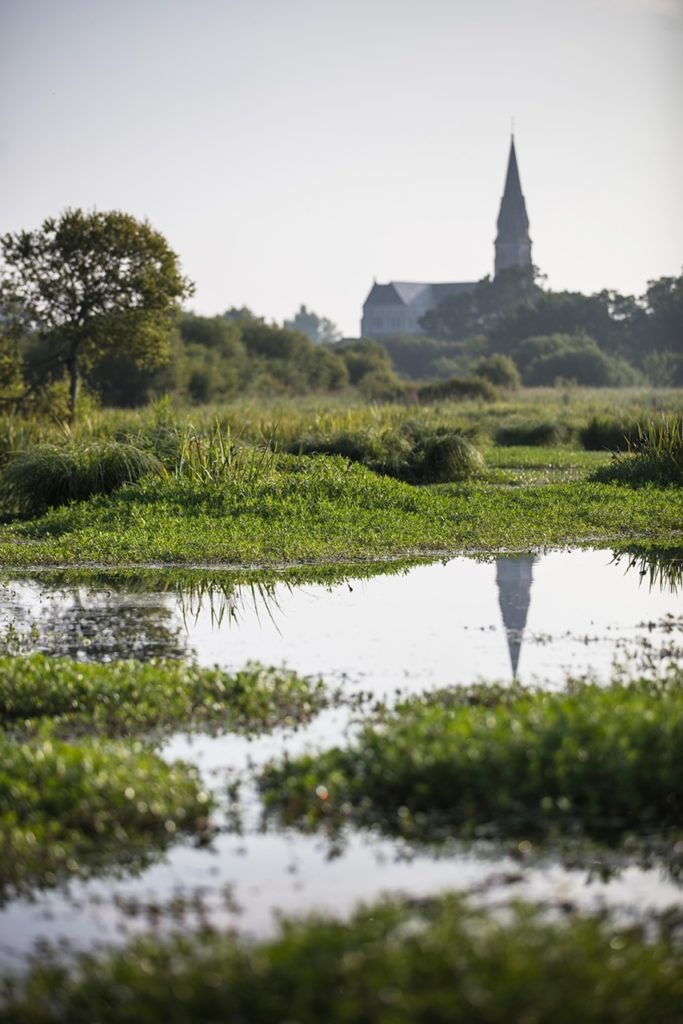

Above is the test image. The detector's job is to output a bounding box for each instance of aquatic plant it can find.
[0,895,680,1023]
[0,730,212,899]
[0,439,165,514]
[259,674,683,841]
[0,655,335,736]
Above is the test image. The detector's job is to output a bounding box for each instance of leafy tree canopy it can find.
[418,265,541,341]
[0,208,193,418]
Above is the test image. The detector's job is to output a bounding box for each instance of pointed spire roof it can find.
[496,135,530,241]
[495,554,535,678]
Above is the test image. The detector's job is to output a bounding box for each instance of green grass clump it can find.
[591,417,683,487]
[0,440,165,514]
[259,675,683,841]
[578,414,639,451]
[0,731,212,898]
[288,424,483,484]
[0,655,334,736]
[495,420,571,447]
[1,895,680,1023]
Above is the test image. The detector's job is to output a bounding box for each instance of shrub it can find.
[473,353,521,389]
[0,440,165,514]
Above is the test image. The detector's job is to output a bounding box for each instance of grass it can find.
[494,419,571,446]
[0,894,680,1023]
[0,454,680,567]
[0,393,681,566]
[0,655,338,736]
[258,673,683,842]
[0,440,165,514]
[592,416,683,487]
[0,730,212,900]
[286,422,484,484]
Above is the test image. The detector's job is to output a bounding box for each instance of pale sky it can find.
[1,0,681,336]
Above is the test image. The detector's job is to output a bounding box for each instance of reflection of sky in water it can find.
[0,548,681,964]
[2,549,680,692]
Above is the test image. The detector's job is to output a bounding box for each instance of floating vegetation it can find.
[0,655,337,737]
[259,674,683,842]
[0,730,212,901]
[0,895,681,1023]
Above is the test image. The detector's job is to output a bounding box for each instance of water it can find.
[0,547,681,965]
[2,549,681,692]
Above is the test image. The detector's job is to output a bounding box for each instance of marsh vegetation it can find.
[0,388,681,1015]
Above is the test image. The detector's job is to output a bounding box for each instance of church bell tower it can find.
[494,136,532,277]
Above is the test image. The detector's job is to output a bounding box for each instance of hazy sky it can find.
[1,0,681,336]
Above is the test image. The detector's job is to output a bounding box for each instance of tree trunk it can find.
[67,355,79,423]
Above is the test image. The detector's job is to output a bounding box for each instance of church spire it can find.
[494,135,532,277]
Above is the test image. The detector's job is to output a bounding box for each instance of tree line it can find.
[1,210,680,418]
[376,266,683,387]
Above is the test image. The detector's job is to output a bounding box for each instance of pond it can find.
[0,546,681,967]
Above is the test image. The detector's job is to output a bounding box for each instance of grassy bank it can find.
[1,894,680,1024]
[259,674,683,842]
[0,454,681,567]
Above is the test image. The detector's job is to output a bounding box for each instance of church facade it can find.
[360,137,533,338]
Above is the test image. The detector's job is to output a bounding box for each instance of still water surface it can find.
[0,547,680,965]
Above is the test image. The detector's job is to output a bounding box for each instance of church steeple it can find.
[494,136,532,277]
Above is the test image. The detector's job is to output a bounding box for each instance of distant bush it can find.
[591,417,683,487]
[0,440,165,514]
[579,415,640,452]
[495,420,571,447]
[473,354,521,389]
[336,339,395,385]
[417,375,498,403]
[517,333,641,388]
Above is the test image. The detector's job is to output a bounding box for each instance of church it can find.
[360,136,533,338]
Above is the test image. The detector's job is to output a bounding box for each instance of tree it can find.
[284,305,341,345]
[419,266,541,341]
[0,209,193,418]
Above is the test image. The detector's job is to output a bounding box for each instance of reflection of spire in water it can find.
[495,555,535,678]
